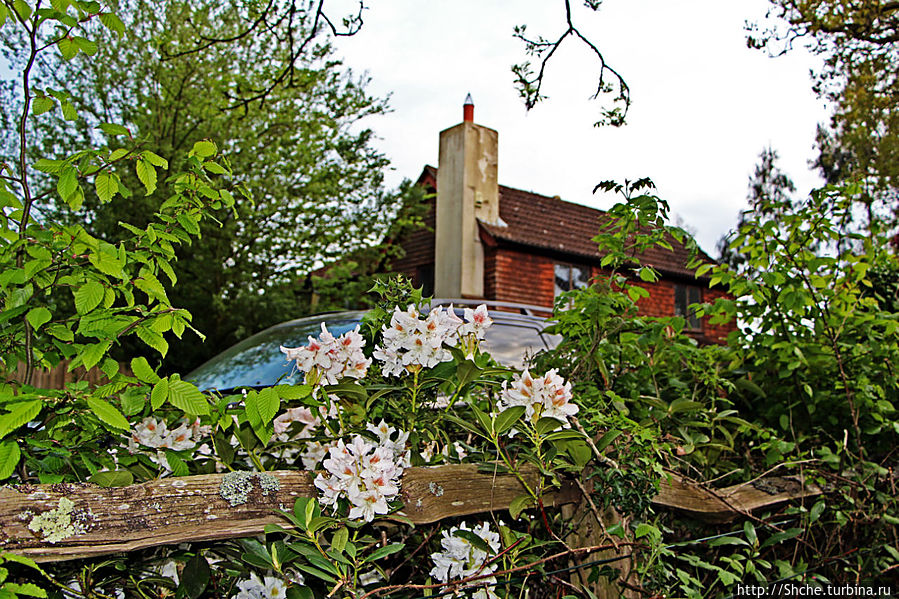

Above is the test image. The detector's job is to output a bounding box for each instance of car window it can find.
[187,310,556,391]
[481,321,549,370]
[187,315,364,392]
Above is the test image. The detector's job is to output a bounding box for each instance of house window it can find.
[554,264,590,298]
[674,284,702,330]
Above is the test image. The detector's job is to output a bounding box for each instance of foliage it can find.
[1,1,897,598]
[718,147,797,268]
[1,0,395,374]
[751,0,899,219]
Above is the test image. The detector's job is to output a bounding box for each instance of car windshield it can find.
[187,312,366,392]
[186,309,557,392]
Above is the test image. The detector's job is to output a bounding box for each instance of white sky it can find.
[334,0,831,255]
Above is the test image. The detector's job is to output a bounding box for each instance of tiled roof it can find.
[420,166,714,279]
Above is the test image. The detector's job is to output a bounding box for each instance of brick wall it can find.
[390,198,436,288]
[490,248,556,307]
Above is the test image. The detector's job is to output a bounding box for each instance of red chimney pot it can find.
[463,93,474,122]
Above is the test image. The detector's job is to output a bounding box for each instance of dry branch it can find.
[0,466,821,563]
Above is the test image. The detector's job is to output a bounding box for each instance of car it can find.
[186,300,560,392]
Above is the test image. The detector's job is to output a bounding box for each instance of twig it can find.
[358,542,637,599]
[573,477,617,549]
[571,416,619,469]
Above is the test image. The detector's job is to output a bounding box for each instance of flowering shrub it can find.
[281,325,371,386]
[314,423,409,522]
[430,521,502,599]
[499,368,578,429]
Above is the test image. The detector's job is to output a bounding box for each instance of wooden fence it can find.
[0,465,822,563]
[9,361,133,389]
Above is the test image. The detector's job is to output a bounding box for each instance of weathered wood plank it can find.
[0,467,822,563]
[654,474,823,522]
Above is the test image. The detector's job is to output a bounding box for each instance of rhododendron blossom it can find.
[280,324,371,386]
[430,521,501,599]
[130,417,208,452]
[499,369,579,430]
[231,572,291,599]
[374,304,493,376]
[314,421,409,522]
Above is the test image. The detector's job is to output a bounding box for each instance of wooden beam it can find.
[0,466,821,563]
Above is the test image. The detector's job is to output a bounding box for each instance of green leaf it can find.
[74,281,104,314]
[535,416,564,435]
[177,554,210,599]
[34,158,64,173]
[13,0,32,21]
[509,493,534,520]
[0,400,42,439]
[95,171,118,202]
[470,404,493,436]
[89,469,133,487]
[98,12,124,36]
[80,340,111,370]
[363,543,405,563]
[142,151,168,168]
[0,440,21,480]
[165,451,189,477]
[594,428,622,452]
[247,387,279,427]
[151,378,168,410]
[634,523,660,540]
[494,405,525,435]
[57,165,77,200]
[130,356,160,384]
[809,500,825,524]
[47,324,74,342]
[72,36,97,55]
[136,158,157,194]
[60,99,77,121]
[331,527,348,553]
[760,527,803,549]
[25,307,51,330]
[98,122,129,137]
[191,140,217,158]
[203,161,226,175]
[31,96,54,115]
[136,326,169,357]
[167,380,209,415]
[3,582,46,597]
[57,36,77,59]
[87,397,129,430]
[453,529,494,554]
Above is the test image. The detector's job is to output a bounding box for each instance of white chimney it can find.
[434,95,500,298]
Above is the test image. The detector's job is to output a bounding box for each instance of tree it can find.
[2,0,396,372]
[717,146,796,267]
[750,0,899,228]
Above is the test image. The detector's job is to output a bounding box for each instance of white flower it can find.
[280,324,371,386]
[375,304,493,376]
[232,572,289,599]
[430,521,501,598]
[499,369,578,432]
[313,424,408,522]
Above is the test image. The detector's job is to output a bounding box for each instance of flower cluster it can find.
[499,369,579,429]
[314,421,409,522]
[280,324,371,386]
[130,417,206,451]
[231,572,290,599]
[271,397,340,469]
[129,417,211,471]
[430,521,501,599]
[374,304,492,376]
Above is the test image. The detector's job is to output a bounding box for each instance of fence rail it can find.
[0,465,822,563]
[9,361,133,389]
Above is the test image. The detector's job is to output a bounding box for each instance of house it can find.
[387,97,734,343]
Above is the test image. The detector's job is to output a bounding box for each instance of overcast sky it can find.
[334,0,830,255]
